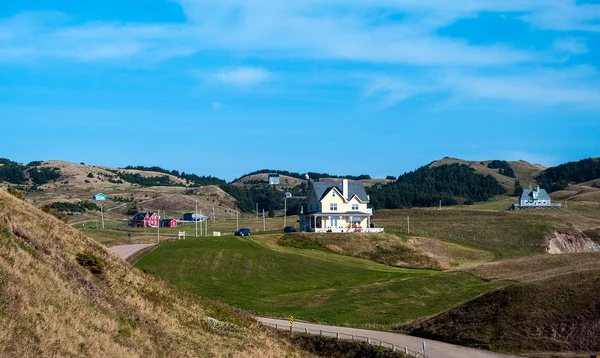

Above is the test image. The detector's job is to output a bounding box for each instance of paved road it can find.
[109,243,156,260]
[257,318,521,358]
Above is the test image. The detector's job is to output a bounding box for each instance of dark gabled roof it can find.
[520,188,551,201]
[268,173,280,178]
[312,181,369,202]
[132,212,156,219]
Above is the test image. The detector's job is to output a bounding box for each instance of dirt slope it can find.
[0,189,303,357]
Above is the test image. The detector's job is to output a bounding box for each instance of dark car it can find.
[234,228,251,236]
[283,226,297,233]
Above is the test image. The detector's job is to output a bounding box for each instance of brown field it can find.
[461,251,600,282]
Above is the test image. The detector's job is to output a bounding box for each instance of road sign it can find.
[289,316,294,325]
[285,192,292,198]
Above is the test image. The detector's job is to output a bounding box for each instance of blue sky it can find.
[1,0,599,181]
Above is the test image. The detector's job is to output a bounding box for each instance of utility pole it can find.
[101,204,104,229]
[236,211,239,230]
[212,206,215,222]
[407,216,410,234]
[256,203,258,219]
[439,200,441,210]
[205,215,208,236]
[263,209,265,232]
[157,210,160,244]
[284,192,292,228]
[195,200,198,238]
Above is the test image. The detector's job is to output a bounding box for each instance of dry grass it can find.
[296,232,494,270]
[460,251,600,283]
[0,189,306,357]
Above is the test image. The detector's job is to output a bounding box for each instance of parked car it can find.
[234,228,251,236]
[283,226,297,233]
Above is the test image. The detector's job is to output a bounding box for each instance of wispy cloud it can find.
[553,37,588,56]
[205,67,273,86]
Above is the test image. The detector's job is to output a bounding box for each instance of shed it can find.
[160,219,178,227]
[93,193,107,201]
[268,173,280,185]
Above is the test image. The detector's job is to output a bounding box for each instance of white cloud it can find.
[441,68,600,107]
[207,67,273,86]
[553,37,588,55]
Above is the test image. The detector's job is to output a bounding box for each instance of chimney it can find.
[342,179,349,199]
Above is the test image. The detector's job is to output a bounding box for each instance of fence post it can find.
[319,330,322,336]
[336,333,339,339]
[275,324,277,330]
[305,328,308,333]
[290,325,292,332]
[392,344,396,351]
[368,337,371,344]
[352,335,354,340]
[404,347,408,354]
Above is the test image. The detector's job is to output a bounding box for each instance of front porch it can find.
[300,212,384,233]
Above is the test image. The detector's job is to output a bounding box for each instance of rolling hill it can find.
[430,157,545,194]
[403,252,600,354]
[0,188,302,357]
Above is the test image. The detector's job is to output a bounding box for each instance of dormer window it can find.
[332,191,336,197]
[351,203,359,211]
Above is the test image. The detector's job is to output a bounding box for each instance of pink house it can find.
[129,212,159,227]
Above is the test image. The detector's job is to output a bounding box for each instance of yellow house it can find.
[299,179,382,233]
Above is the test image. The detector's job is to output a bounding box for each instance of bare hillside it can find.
[39,160,187,188]
[0,189,302,357]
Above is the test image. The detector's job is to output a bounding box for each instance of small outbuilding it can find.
[93,193,107,201]
[160,219,177,227]
[268,173,280,185]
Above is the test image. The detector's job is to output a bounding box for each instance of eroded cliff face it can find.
[547,231,600,254]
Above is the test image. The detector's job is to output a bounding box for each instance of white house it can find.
[519,186,552,207]
[299,179,383,233]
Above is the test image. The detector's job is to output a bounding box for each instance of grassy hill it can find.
[403,262,600,353]
[430,157,545,194]
[0,189,302,357]
[135,233,506,330]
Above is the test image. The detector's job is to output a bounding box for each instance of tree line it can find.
[536,157,600,192]
[123,165,226,186]
[0,159,61,185]
[231,169,371,183]
[367,164,505,209]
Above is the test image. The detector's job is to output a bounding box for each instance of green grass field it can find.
[136,234,506,329]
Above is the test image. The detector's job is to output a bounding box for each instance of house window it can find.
[316,204,319,211]
[332,191,336,197]
[309,204,313,211]
[330,203,338,211]
[351,203,359,211]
